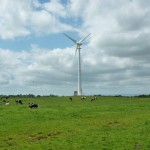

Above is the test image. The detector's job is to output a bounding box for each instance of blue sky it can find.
[0,33,72,51]
[0,0,150,96]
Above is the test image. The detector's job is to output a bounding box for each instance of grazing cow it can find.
[91,97,97,102]
[3,100,7,103]
[15,100,23,105]
[5,101,10,105]
[69,97,72,101]
[29,103,38,108]
[81,97,86,100]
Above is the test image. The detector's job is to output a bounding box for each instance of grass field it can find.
[0,96,150,150]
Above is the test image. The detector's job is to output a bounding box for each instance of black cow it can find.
[69,97,72,101]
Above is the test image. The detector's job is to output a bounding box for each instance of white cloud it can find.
[0,46,77,95]
[43,0,67,18]
[66,0,88,17]
[0,0,73,39]
[0,0,31,39]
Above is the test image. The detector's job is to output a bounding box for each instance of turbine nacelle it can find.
[77,42,82,46]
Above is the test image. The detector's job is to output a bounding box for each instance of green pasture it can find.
[0,96,150,150]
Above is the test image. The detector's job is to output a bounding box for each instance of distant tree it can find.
[137,94,150,98]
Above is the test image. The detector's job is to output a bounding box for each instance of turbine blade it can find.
[78,33,91,43]
[73,45,78,61]
[63,33,77,44]
[75,45,78,56]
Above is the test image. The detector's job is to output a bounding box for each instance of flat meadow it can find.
[0,96,150,150]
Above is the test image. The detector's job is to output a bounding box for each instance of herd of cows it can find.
[1,99,39,108]
[0,96,97,108]
[69,96,97,102]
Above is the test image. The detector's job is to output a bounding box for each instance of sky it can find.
[0,0,150,96]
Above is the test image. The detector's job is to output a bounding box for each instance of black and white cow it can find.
[16,100,23,104]
[29,103,38,108]
[81,97,87,100]
[91,97,97,102]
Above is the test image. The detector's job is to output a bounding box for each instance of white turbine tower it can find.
[63,33,91,96]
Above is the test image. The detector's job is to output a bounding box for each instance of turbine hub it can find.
[77,42,82,46]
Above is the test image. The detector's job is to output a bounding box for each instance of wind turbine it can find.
[63,33,91,96]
